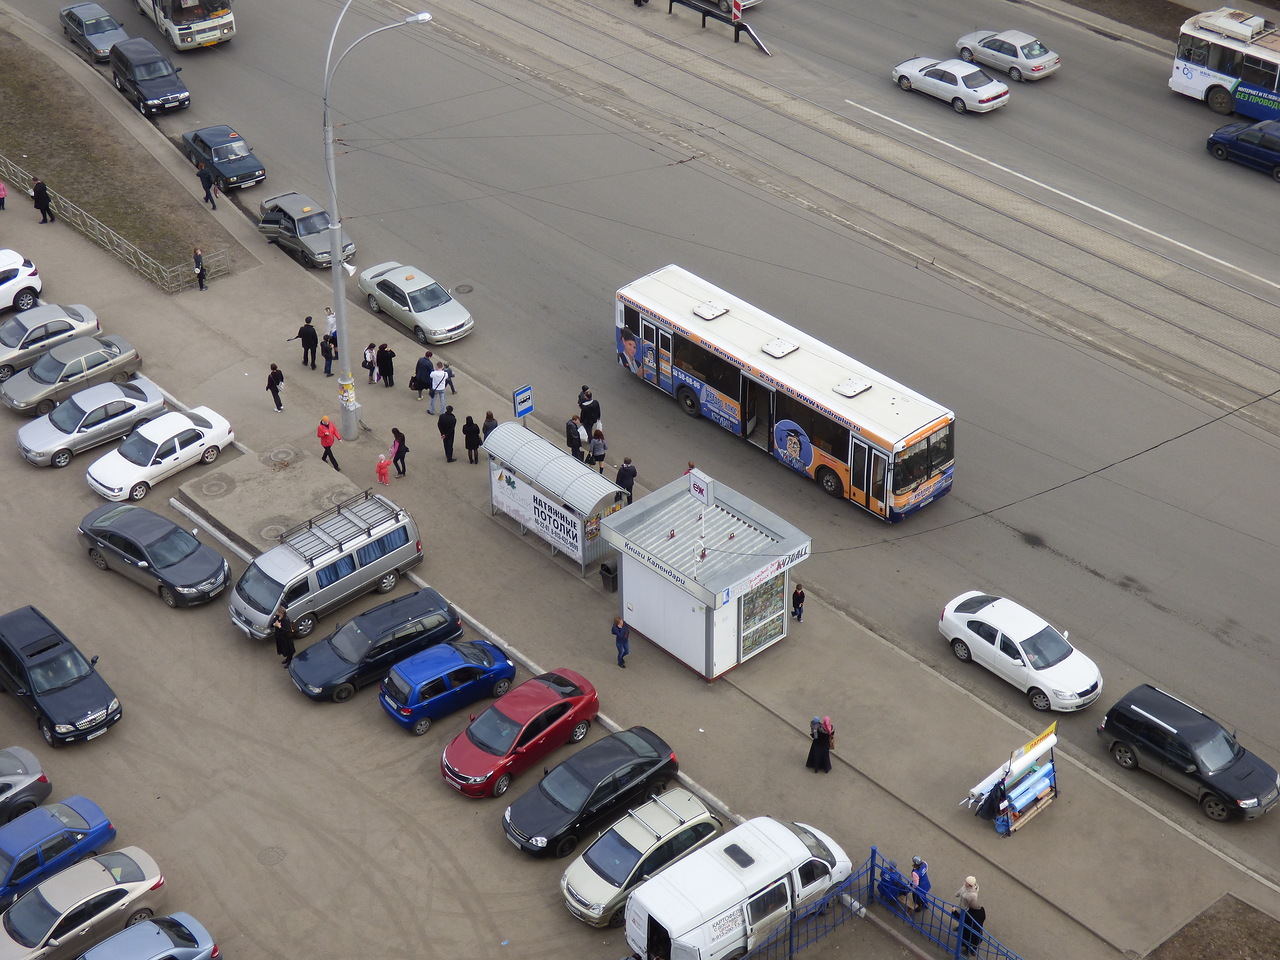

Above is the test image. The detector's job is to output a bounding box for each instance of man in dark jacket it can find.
[414,351,434,400]
[438,406,458,462]
[31,177,54,223]
[579,388,602,436]
[295,316,319,369]
[566,415,585,461]
[615,457,637,504]
[196,162,217,210]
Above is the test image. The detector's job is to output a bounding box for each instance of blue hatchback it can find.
[379,639,516,736]
[1208,119,1280,181]
[0,795,115,908]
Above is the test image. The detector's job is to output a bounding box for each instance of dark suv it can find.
[0,607,121,747]
[1097,684,1279,821]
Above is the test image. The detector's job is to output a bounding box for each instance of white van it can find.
[624,817,852,960]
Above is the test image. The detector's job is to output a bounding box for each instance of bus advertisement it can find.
[1171,7,1280,120]
[615,265,954,522]
[138,0,235,50]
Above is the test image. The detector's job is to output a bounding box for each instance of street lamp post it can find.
[323,3,433,443]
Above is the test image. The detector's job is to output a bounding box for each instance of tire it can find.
[491,678,512,698]
[570,719,590,743]
[0,365,13,382]
[113,74,123,91]
[950,638,972,662]
[332,683,356,703]
[367,294,382,314]
[608,908,626,929]
[675,386,700,418]
[1027,688,1053,712]
[553,835,579,859]
[959,47,975,62]
[952,98,968,115]
[816,467,843,498]
[719,0,730,10]
[415,326,428,345]
[89,549,109,571]
[492,773,512,797]
[6,800,37,822]
[111,371,129,384]
[1201,793,1231,822]
[649,778,668,797]
[1110,741,1138,770]
[1210,144,1230,160]
[128,481,150,501]
[39,718,57,748]
[1206,87,1235,115]
[14,289,37,312]
[376,570,399,593]
[1272,167,1280,184]
[411,716,432,736]
[897,75,912,92]
[159,586,178,609]
[51,449,73,469]
[35,399,55,416]
[1008,67,1023,82]
[126,908,153,926]
[293,614,317,638]
[201,445,220,464]
[137,98,148,117]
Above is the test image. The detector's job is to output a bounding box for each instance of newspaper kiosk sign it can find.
[490,466,583,561]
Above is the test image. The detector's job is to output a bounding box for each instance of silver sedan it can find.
[0,304,99,382]
[17,376,167,468]
[891,57,1010,114]
[956,30,1061,82]
[357,262,475,345]
[0,746,52,823]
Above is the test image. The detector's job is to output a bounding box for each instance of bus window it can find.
[671,337,739,397]
[622,304,641,337]
[1243,54,1279,91]
[850,442,868,494]
[1177,34,1210,65]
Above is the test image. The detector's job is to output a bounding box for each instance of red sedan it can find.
[441,669,598,798]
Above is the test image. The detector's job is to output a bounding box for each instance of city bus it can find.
[614,265,954,521]
[137,0,235,50]
[1171,8,1280,120]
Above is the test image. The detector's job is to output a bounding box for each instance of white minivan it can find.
[624,816,851,960]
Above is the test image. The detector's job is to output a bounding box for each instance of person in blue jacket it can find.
[909,856,931,912]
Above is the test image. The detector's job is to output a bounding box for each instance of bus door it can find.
[741,374,772,449]
[868,451,888,516]
[848,441,889,516]
[640,320,667,387]
[656,328,673,390]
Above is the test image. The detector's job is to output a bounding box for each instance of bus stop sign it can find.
[512,384,534,419]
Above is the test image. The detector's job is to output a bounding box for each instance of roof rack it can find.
[276,489,407,567]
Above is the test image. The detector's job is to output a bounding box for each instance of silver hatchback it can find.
[17,376,167,468]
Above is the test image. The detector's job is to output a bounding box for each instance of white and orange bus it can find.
[615,265,954,521]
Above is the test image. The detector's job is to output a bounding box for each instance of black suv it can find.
[1097,684,1279,821]
[0,607,122,747]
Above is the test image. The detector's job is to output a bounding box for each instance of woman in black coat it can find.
[805,716,834,773]
[462,415,482,464]
[376,344,396,387]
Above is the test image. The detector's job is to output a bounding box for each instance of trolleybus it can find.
[1172,7,1280,120]
[615,265,954,521]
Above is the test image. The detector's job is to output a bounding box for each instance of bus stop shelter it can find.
[482,422,623,576]
[599,471,811,680]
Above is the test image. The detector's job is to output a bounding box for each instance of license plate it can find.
[85,728,107,741]
[446,778,462,791]
[507,831,522,849]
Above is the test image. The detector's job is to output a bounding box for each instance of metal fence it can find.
[0,153,229,294]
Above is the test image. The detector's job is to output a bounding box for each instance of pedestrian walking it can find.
[482,410,499,440]
[952,877,985,957]
[565,414,586,461]
[428,362,449,414]
[588,429,607,473]
[0,178,7,210]
[376,343,396,387]
[462,415,482,464]
[31,177,54,223]
[272,607,295,666]
[317,416,341,471]
[791,583,805,622]
[292,317,319,369]
[390,427,409,477]
[414,351,434,400]
[193,247,207,291]
[444,360,457,394]
[438,405,457,462]
[909,856,931,913]
[805,716,834,773]
[579,388,602,436]
[363,343,377,383]
[612,616,631,668]
[265,363,284,412]
[376,454,391,486]
[321,334,336,377]
[615,457,637,504]
[195,163,217,210]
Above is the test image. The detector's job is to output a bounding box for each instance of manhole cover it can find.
[455,284,473,295]
[257,846,286,866]
[260,524,287,540]
[197,477,229,497]
[269,446,296,464]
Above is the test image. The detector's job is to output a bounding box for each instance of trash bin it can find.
[600,561,618,593]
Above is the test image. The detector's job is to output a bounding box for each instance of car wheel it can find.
[1008,67,1023,82]
[0,365,13,382]
[159,586,178,608]
[1209,144,1230,160]
[367,294,382,314]
[1027,688,1053,712]
[554,835,579,859]
[332,683,356,703]
[1110,741,1138,770]
[608,908,626,929]
[14,289,38,312]
[570,719,590,743]
[35,399,55,416]
[950,638,971,662]
[951,98,968,115]
[129,481,150,501]
[39,718,57,748]
[676,386,701,418]
[718,0,730,10]
[1206,86,1235,115]
[113,73,123,90]
[126,908,153,926]
[201,445,221,464]
[415,326,429,346]
[89,549,109,571]
[411,716,432,736]
[816,467,843,498]
[491,678,512,698]
[376,570,399,593]
[493,773,512,797]
[111,371,129,384]
[1272,166,1280,183]
[5,800,37,822]
[293,613,317,638]
[897,75,912,92]
[1200,794,1231,822]
[137,98,148,117]
[51,449,73,469]
[959,47,975,62]
[649,777,668,797]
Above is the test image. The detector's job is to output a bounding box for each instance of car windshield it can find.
[152,916,198,948]
[28,353,65,385]
[48,396,91,434]
[466,705,521,756]
[406,282,452,314]
[0,317,29,348]
[2,889,60,948]
[1020,40,1049,58]
[384,670,412,706]
[328,619,372,664]
[28,650,94,694]
[539,764,594,813]
[135,59,175,81]
[95,850,144,882]
[780,821,837,867]
[46,802,90,830]
[296,212,331,237]
[212,141,250,162]
[1193,728,1245,774]
[84,16,120,35]
[0,752,28,776]
[451,641,493,667]
[1019,625,1073,670]
[145,526,201,569]
[963,69,996,89]
[583,828,643,887]
[234,565,284,615]
[116,430,160,467]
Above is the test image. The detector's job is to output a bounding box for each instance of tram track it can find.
[420,0,1280,431]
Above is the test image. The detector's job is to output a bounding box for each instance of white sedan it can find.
[357,262,474,345]
[956,30,1060,82]
[938,591,1102,712]
[86,406,233,501]
[891,57,1009,114]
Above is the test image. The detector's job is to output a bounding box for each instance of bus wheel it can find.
[676,387,701,418]
[816,467,843,498]
[1206,87,1235,115]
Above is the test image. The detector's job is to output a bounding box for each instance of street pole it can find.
[322,2,433,442]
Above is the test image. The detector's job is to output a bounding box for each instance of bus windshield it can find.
[892,423,954,495]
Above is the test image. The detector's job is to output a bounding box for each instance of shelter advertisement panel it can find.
[490,464,584,561]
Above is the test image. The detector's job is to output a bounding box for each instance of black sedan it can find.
[288,588,463,703]
[77,504,230,608]
[181,125,266,191]
[503,726,678,859]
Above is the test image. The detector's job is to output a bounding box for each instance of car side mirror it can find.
[543,767,549,776]
[1183,763,1196,774]
[90,655,99,668]
[175,66,182,73]
[136,561,148,569]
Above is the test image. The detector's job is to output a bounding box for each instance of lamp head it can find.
[406,12,433,24]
